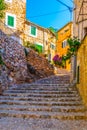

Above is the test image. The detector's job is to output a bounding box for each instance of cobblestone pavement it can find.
[0,117,87,130]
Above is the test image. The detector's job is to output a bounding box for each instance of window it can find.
[48,54,51,61]
[84,27,87,36]
[8,16,14,27]
[5,0,12,3]
[6,13,16,28]
[62,40,68,48]
[65,29,69,32]
[50,43,55,50]
[30,26,37,37]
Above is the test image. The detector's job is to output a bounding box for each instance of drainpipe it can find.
[43,29,45,54]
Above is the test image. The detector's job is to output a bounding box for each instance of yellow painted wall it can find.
[77,35,87,106]
[56,22,72,71]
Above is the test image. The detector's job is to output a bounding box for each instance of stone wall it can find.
[73,0,87,40]
[0,66,9,95]
[0,0,26,43]
[0,30,29,93]
[0,30,54,94]
[26,49,54,79]
[77,35,87,106]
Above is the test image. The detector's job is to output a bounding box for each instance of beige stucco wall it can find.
[77,35,87,106]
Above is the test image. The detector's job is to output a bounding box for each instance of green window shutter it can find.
[35,44,43,53]
[8,16,14,27]
[31,26,36,36]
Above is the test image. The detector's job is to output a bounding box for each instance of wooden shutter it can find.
[8,16,14,27]
[31,26,36,35]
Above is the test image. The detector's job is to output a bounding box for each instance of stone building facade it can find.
[24,20,56,61]
[0,0,56,62]
[56,22,72,71]
[0,0,26,44]
[73,0,87,40]
[73,0,87,106]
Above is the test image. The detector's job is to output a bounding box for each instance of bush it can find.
[53,54,62,66]
[23,41,41,54]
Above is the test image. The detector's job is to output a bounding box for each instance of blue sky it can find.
[26,0,73,30]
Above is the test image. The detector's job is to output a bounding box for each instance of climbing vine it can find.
[62,37,81,62]
[0,0,7,18]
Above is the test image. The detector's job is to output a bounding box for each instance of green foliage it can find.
[0,0,7,18]
[49,27,58,39]
[23,41,31,48]
[23,41,41,54]
[62,37,81,62]
[0,54,4,65]
[49,27,57,33]
[67,37,80,54]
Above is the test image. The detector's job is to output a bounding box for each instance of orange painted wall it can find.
[56,22,72,71]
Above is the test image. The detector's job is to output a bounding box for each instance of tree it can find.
[0,0,7,18]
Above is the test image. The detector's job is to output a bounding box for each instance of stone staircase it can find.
[0,75,87,120]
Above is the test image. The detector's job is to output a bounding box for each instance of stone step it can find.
[5,90,78,95]
[0,109,87,120]
[0,95,81,102]
[0,99,82,106]
[3,92,79,98]
[9,87,76,91]
[0,104,86,113]
[33,81,70,84]
[10,84,70,90]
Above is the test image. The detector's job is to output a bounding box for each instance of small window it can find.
[65,29,69,32]
[62,40,68,48]
[30,26,37,36]
[6,13,16,28]
[84,27,87,36]
[50,43,55,50]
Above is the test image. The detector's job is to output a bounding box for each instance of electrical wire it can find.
[27,9,69,19]
[56,0,73,12]
[69,0,74,3]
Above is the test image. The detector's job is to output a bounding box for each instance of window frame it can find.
[62,40,68,48]
[5,0,12,3]
[6,13,16,29]
[50,43,56,50]
[30,25,37,37]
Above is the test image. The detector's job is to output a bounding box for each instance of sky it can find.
[26,0,73,30]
